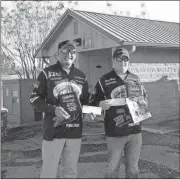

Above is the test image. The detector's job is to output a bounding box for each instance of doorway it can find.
[88,55,111,92]
[3,82,20,116]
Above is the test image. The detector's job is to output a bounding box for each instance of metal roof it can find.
[34,9,179,58]
[73,9,179,46]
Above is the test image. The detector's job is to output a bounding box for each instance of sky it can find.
[1,1,179,23]
[73,1,179,23]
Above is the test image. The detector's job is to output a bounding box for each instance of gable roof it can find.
[73,10,179,45]
[35,9,179,58]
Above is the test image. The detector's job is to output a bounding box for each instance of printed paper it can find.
[82,105,102,115]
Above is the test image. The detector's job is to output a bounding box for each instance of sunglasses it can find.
[61,49,76,55]
[114,56,129,62]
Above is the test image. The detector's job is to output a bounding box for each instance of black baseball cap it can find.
[113,48,130,60]
[58,40,76,50]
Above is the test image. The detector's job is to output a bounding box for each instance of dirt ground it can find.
[1,117,180,178]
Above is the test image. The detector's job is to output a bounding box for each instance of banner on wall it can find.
[128,63,179,82]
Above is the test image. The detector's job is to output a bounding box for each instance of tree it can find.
[1,1,78,79]
[106,1,112,7]
[139,2,149,19]
[105,1,150,19]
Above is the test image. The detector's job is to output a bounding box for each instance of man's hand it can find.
[53,116,65,127]
[83,113,96,122]
[99,100,112,110]
[55,106,70,119]
[54,107,70,127]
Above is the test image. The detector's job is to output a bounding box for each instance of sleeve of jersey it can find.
[29,71,55,114]
[89,80,105,106]
[80,78,90,105]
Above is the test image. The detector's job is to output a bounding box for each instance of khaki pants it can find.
[105,133,142,178]
[40,138,81,178]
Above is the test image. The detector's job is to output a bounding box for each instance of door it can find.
[3,83,20,116]
[12,87,20,115]
[3,84,13,115]
[88,55,111,92]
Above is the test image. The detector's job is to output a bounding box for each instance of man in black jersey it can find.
[90,47,148,178]
[30,40,95,178]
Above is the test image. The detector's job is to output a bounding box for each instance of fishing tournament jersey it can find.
[30,62,89,140]
[90,69,148,137]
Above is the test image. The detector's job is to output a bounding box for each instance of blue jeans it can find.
[105,133,142,178]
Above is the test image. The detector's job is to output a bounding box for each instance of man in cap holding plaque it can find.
[30,40,95,178]
[90,47,149,178]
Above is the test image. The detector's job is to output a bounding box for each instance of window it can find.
[83,37,92,49]
[73,21,79,35]
[12,89,18,97]
[6,89,8,96]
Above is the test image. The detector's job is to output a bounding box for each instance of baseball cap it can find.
[113,48,130,60]
[58,40,76,50]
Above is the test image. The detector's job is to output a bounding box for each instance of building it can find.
[35,9,179,122]
[1,76,36,127]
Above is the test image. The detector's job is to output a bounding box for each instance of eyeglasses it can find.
[114,56,129,62]
[61,49,76,55]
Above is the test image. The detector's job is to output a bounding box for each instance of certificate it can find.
[104,98,126,106]
[82,105,102,115]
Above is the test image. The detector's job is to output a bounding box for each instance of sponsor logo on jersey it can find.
[66,123,80,127]
[111,85,127,98]
[53,81,82,98]
[105,78,117,86]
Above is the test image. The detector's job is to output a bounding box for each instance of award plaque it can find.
[126,97,152,124]
[125,81,152,124]
[109,83,143,130]
[105,106,133,135]
[56,92,82,125]
[106,106,133,128]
